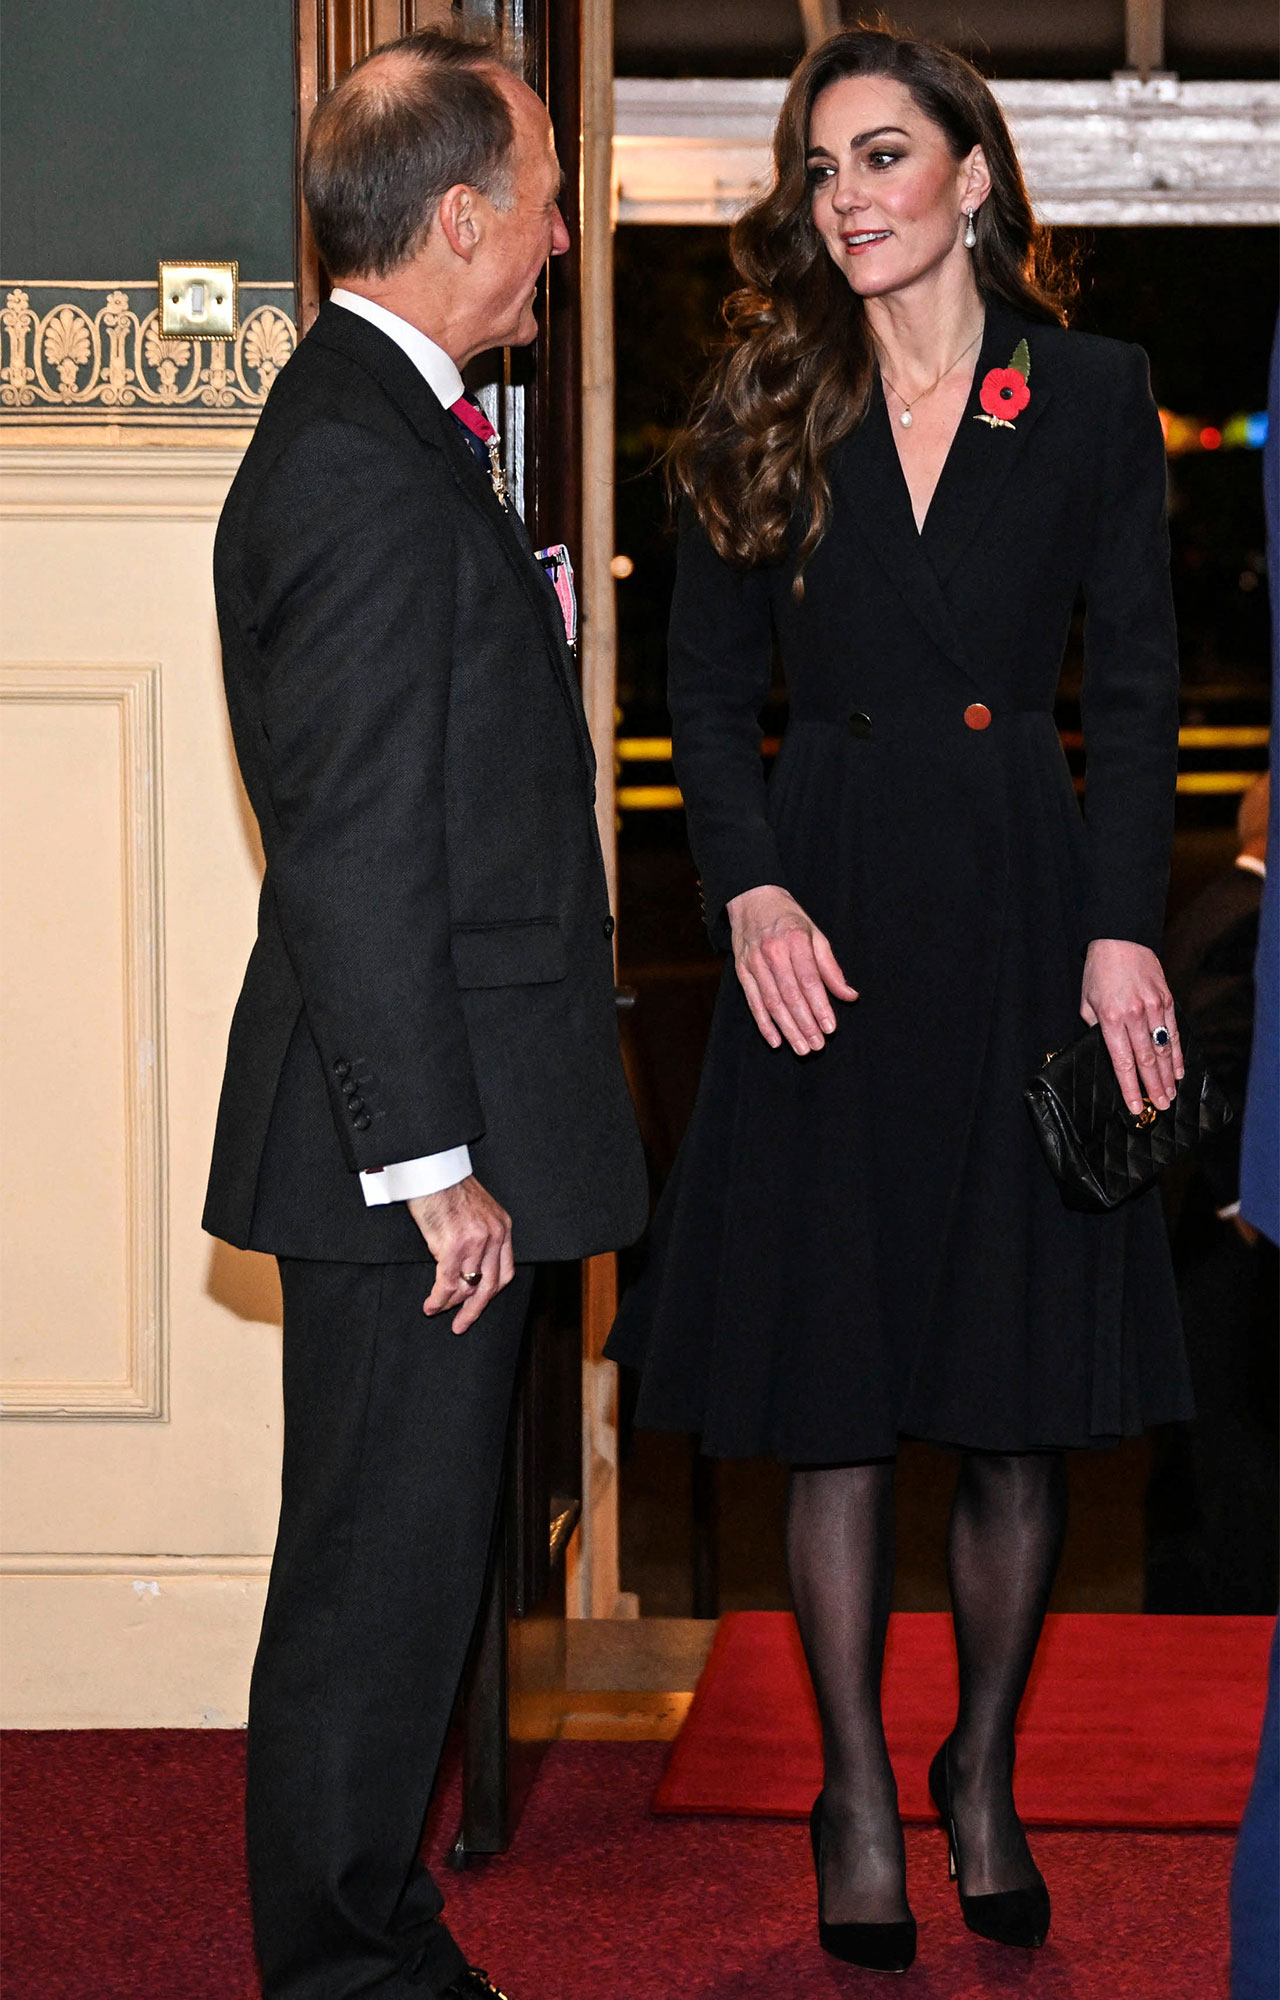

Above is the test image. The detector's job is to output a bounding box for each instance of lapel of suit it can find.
[920,299,1053,585]
[309,307,593,772]
[431,407,596,773]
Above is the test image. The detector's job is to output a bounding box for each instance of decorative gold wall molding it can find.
[0,284,296,428]
[0,663,168,1421]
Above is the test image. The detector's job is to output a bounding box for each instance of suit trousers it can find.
[246,1256,534,2000]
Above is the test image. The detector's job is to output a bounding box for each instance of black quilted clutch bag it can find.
[1023,1015,1234,1213]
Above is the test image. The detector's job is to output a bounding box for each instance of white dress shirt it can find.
[329,290,476,1208]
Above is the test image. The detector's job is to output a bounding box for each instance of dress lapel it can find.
[833,380,979,687]
[920,300,1052,585]
[832,298,1053,679]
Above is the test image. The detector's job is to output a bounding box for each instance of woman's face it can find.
[806,72,987,300]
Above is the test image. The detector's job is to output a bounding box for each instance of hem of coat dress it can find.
[608,1372,1195,1463]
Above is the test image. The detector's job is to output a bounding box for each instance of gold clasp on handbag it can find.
[1135,1097,1159,1129]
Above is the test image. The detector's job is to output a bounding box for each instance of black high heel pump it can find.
[808,1793,918,1973]
[927,1741,1050,1949]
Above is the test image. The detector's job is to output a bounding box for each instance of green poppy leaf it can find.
[1009,338,1031,381]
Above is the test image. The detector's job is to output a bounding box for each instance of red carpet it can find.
[655,1612,1274,1829]
[0,1731,1234,1999]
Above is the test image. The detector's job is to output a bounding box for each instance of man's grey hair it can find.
[304,29,517,281]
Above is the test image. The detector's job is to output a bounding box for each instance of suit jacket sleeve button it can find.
[333,1058,351,1078]
[352,1112,371,1132]
[347,1096,365,1115]
[603,915,615,940]
[847,711,873,739]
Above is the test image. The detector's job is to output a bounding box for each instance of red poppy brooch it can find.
[975,339,1031,430]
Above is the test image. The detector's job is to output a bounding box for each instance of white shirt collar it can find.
[329,290,464,410]
[1235,852,1266,880]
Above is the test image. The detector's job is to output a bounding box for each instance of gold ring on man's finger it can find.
[461,1270,482,1286]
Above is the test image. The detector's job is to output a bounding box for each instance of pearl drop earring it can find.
[964,209,977,249]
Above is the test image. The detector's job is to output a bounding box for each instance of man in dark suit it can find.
[203,31,646,1999]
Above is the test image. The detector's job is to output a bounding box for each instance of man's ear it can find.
[963,146,993,215]
[437,183,482,263]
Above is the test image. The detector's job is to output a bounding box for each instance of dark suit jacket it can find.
[203,304,647,1264]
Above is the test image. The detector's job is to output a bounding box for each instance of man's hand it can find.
[408,1177,514,1333]
[1080,938,1183,1117]
[727,884,858,1054]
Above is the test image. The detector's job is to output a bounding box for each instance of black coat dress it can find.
[607,300,1193,1462]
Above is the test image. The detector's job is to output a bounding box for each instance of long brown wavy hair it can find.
[671,26,1076,582]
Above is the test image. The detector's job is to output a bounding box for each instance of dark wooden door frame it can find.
[295,1,438,335]
[293,0,582,559]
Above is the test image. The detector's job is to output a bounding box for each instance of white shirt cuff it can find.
[359,1145,472,1207]
[1216,1199,1242,1220]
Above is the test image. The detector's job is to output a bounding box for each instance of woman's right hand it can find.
[726,884,858,1053]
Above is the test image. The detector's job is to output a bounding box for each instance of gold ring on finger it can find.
[461,1270,482,1286]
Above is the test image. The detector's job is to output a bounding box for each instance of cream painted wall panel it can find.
[1,449,284,1719]
[1,1570,268,1728]
[2,695,130,1385]
[1,661,167,1418]
[0,504,282,1547]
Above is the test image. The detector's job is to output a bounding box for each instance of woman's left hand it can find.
[1080,938,1184,1116]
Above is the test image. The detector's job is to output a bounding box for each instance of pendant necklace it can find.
[880,329,983,429]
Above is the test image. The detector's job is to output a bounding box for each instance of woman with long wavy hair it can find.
[608,26,1192,1974]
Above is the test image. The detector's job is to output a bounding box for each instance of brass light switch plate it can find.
[157,261,239,339]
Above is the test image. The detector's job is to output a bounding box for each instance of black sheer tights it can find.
[786,1460,906,1924]
[946,1449,1068,1896]
[786,1450,1067,1922]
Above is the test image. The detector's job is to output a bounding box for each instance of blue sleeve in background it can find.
[1229,315,1278,2000]
[1238,319,1279,1247]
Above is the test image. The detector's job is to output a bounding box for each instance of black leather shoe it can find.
[441,1971,511,2000]
[809,1793,918,1972]
[928,1741,1050,1949]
